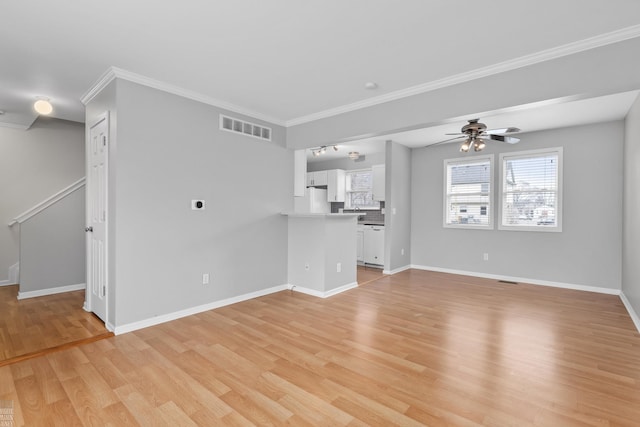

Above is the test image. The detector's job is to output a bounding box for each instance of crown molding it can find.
[286,24,640,127]
[81,67,285,126]
[80,67,117,105]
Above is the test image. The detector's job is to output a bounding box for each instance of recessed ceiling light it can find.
[34,97,53,115]
[364,82,378,90]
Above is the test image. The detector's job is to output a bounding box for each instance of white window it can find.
[444,155,493,229]
[345,169,380,210]
[499,147,563,232]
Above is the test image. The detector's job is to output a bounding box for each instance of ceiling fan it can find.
[435,119,521,152]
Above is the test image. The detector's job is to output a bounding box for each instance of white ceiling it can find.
[2,1,640,132]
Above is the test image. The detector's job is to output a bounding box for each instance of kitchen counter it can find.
[358,220,385,226]
[281,212,361,218]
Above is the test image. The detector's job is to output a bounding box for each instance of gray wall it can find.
[0,118,85,283]
[288,216,357,293]
[411,121,623,290]
[622,95,640,316]
[385,142,412,272]
[87,79,292,327]
[20,188,86,292]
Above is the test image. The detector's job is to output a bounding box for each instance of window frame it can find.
[344,168,381,210]
[498,147,563,232]
[443,155,494,230]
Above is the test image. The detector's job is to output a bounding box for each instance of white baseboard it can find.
[410,264,621,296]
[112,284,289,335]
[289,282,358,298]
[383,264,411,275]
[0,279,12,287]
[17,283,86,300]
[619,292,640,333]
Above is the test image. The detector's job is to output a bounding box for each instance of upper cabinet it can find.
[307,169,345,202]
[307,170,328,187]
[372,164,385,201]
[327,169,345,202]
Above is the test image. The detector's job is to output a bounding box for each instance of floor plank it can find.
[3,269,640,426]
[0,285,109,364]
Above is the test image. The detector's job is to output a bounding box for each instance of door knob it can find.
[85,226,93,232]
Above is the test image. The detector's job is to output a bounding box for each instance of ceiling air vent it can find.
[220,115,271,141]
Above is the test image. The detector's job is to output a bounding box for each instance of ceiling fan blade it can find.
[445,132,465,135]
[485,127,521,135]
[488,134,520,144]
[427,136,466,147]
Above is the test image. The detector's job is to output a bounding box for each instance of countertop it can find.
[281,212,361,218]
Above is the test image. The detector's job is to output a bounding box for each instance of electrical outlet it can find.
[401,248,405,256]
[202,273,210,284]
[337,262,341,273]
[483,253,489,261]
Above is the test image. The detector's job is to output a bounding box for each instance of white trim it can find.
[498,147,563,232]
[112,284,289,335]
[82,67,285,126]
[383,264,411,275]
[443,155,494,230]
[8,178,85,226]
[619,292,640,334]
[80,67,117,105]
[410,264,621,296]
[17,283,86,300]
[0,280,12,287]
[289,282,358,298]
[286,24,640,126]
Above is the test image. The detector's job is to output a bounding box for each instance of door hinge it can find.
[102,136,107,146]
[102,286,106,297]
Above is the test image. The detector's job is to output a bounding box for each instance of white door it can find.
[86,114,108,322]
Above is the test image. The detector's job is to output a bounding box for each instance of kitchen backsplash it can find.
[331,201,385,222]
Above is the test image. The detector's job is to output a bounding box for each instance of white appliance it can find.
[364,225,385,266]
[294,187,330,213]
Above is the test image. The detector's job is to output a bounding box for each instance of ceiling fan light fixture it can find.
[474,138,485,152]
[460,138,471,152]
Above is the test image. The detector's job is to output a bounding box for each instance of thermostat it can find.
[191,200,205,210]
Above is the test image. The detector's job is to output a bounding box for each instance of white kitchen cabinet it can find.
[372,164,385,201]
[364,225,385,266]
[327,169,345,202]
[356,227,364,263]
[307,170,328,187]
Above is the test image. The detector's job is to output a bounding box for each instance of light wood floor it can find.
[2,269,640,426]
[0,285,109,364]
[357,265,384,285]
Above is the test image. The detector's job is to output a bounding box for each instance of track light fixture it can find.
[311,144,339,157]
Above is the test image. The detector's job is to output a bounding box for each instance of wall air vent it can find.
[219,115,271,141]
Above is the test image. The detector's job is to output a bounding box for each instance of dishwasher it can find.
[364,225,385,266]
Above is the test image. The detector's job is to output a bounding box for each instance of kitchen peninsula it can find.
[282,212,360,297]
